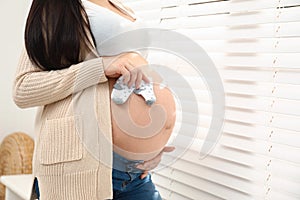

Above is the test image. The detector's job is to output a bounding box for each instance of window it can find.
[123,0,300,199]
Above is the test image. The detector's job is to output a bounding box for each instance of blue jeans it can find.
[111,152,162,200]
[112,169,161,200]
[34,153,162,200]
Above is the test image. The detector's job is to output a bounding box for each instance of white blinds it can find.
[122,0,300,199]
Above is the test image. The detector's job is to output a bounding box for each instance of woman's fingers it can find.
[117,64,130,84]
[122,61,137,87]
[140,170,149,179]
[104,54,150,88]
[136,146,176,171]
[162,146,176,153]
[136,154,161,171]
[123,62,148,89]
[142,74,150,84]
[136,160,159,171]
[135,71,143,89]
[128,70,137,88]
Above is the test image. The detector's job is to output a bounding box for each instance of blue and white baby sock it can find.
[111,76,156,106]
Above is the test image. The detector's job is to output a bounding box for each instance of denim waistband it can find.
[113,152,144,173]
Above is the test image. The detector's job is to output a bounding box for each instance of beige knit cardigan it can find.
[13,46,114,199]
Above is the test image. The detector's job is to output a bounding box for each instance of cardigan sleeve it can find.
[13,48,108,108]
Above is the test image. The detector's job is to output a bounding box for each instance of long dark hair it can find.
[25,0,95,70]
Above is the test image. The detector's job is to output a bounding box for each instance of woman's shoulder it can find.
[83,0,137,21]
[109,0,136,18]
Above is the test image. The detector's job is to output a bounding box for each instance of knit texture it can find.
[13,49,107,109]
[13,49,113,200]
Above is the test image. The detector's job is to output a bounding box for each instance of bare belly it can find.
[108,78,176,161]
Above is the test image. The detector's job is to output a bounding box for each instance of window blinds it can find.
[122,0,300,199]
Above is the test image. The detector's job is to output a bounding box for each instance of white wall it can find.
[0,0,35,142]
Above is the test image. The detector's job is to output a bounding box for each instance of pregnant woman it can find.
[13,0,176,199]
[84,1,176,199]
[84,0,176,160]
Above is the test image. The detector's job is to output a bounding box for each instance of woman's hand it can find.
[136,146,175,179]
[102,52,149,88]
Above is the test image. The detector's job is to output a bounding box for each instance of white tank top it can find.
[83,0,149,57]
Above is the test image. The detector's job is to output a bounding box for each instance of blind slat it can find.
[123,0,300,199]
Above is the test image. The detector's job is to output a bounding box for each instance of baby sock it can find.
[111,76,135,105]
[111,76,156,105]
[133,81,156,106]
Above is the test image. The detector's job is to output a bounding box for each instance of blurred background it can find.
[0,0,35,142]
[0,0,300,200]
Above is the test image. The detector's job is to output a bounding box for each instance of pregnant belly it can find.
[108,78,176,161]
